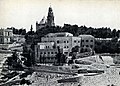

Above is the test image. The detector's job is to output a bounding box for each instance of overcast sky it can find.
[0,0,120,31]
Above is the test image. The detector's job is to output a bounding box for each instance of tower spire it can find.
[46,6,55,27]
[30,25,33,32]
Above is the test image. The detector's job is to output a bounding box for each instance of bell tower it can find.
[46,6,55,27]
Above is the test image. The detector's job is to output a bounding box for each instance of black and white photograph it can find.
[0,0,120,86]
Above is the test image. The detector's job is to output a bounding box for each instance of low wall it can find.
[34,65,72,73]
[0,43,21,49]
[0,44,10,49]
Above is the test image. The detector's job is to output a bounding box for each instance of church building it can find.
[36,6,55,31]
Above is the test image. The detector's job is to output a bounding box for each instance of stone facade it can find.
[0,28,13,44]
[41,32,81,54]
[35,32,81,63]
[79,35,95,49]
[35,42,58,63]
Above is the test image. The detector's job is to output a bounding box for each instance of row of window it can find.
[44,41,53,42]
[82,45,93,48]
[0,38,9,42]
[40,52,57,55]
[0,32,10,36]
[46,46,50,49]
[64,41,69,43]
[74,40,80,43]
[82,40,93,42]
[64,46,69,48]
[42,57,55,60]
[45,36,55,38]
[57,40,80,44]
[43,40,81,44]
[38,57,55,61]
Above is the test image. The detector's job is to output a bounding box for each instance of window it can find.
[8,32,9,36]
[57,40,59,43]
[82,45,84,47]
[37,48,39,57]
[7,38,8,42]
[55,52,57,54]
[64,41,66,43]
[82,40,84,42]
[74,40,76,43]
[90,45,93,48]
[1,38,2,42]
[67,46,69,48]
[47,57,50,60]
[57,46,60,48]
[48,52,50,54]
[78,41,80,43]
[37,48,38,52]
[44,52,46,54]
[46,46,49,49]
[64,52,68,54]
[67,41,69,43]
[86,40,89,42]
[86,45,89,47]
[91,40,93,42]
[51,52,53,54]
[40,52,43,54]
[64,46,66,48]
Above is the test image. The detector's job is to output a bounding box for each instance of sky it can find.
[0,0,120,31]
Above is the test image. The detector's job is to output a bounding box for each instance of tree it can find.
[55,46,67,65]
[72,46,80,52]
[22,43,36,67]
[112,29,117,37]
[6,51,23,69]
[19,28,26,35]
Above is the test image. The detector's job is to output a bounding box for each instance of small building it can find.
[79,35,95,49]
[13,34,25,43]
[35,42,59,63]
[0,28,13,44]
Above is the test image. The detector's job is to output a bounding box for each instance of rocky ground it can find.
[16,66,120,86]
[2,55,120,86]
[79,66,120,86]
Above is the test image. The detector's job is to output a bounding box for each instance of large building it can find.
[36,6,55,31]
[0,28,13,44]
[35,32,81,63]
[41,32,81,54]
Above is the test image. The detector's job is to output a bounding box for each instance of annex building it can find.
[0,28,13,44]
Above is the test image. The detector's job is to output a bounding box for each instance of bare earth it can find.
[25,66,120,86]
